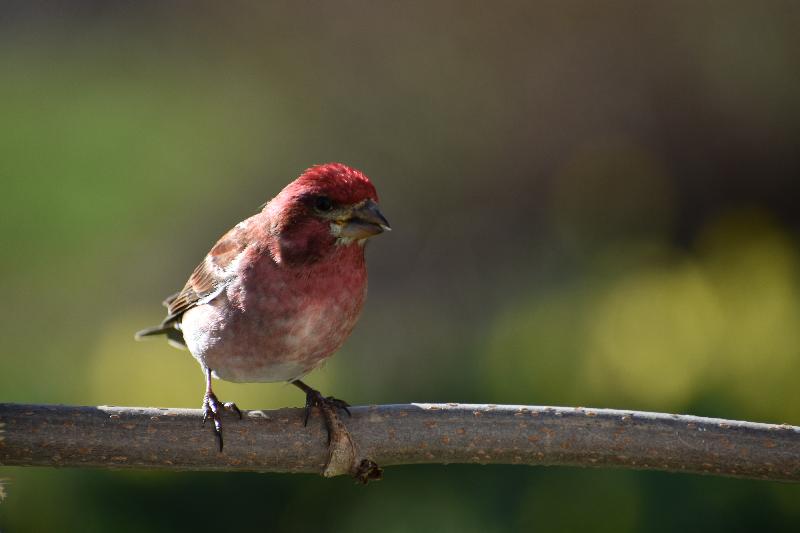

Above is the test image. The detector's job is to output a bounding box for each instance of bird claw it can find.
[202,391,241,452]
[292,380,352,446]
[303,391,351,427]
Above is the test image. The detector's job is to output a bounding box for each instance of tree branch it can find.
[1,403,798,482]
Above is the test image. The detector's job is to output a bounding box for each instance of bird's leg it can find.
[201,367,242,452]
[291,380,351,439]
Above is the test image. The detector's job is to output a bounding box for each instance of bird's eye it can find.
[314,196,333,212]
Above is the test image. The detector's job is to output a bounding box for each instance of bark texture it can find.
[1,403,798,482]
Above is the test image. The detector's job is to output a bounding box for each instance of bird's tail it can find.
[134,325,167,340]
[134,324,187,349]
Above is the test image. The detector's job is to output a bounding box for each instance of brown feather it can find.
[161,220,253,326]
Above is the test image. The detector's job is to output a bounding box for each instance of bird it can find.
[135,163,390,451]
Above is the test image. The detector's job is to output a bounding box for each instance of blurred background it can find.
[1,1,800,531]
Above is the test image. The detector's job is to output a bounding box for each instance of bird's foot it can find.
[202,391,242,452]
[291,380,350,443]
[303,391,351,429]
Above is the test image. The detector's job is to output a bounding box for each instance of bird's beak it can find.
[340,199,391,239]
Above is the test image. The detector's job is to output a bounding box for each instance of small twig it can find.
[0,403,798,482]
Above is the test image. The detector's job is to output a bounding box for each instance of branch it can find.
[1,403,798,482]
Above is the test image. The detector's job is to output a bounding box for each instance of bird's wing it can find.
[161,222,251,326]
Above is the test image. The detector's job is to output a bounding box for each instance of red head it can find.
[265,163,390,264]
[290,163,379,206]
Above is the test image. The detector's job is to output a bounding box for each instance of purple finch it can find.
[136,163,390,450]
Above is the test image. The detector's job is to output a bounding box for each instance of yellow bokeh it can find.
[584,259,723,409]
[484,211,800,421]
[699,214,800,421]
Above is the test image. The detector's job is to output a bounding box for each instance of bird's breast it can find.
[189,245,368,383]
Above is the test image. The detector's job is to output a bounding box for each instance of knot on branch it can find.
[317,402,383,482]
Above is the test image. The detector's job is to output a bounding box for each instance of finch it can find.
[136,163,390,451]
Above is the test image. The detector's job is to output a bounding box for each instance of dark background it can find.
[1,2,799,531]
